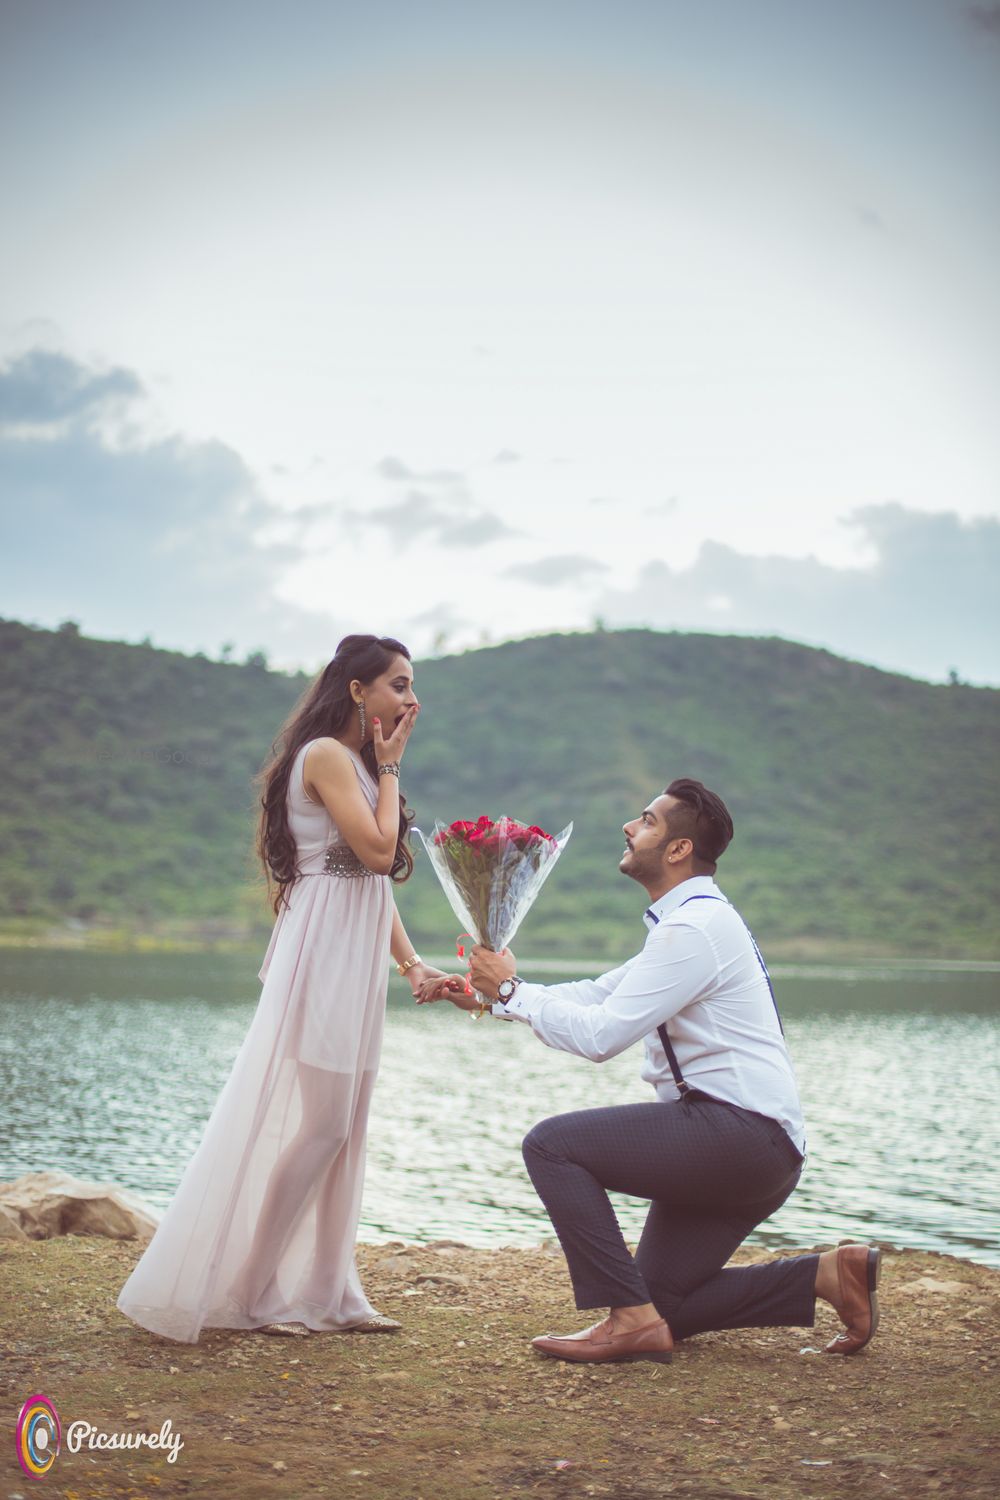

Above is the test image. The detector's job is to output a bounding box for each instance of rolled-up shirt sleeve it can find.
[495,923,717,1061]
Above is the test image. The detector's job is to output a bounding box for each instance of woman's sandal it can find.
[254,1314,400,1334]
[348,1314,402,1333]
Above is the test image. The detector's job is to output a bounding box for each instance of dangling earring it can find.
[357,698,367,741]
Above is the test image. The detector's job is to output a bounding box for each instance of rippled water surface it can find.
[1,950,997,1265]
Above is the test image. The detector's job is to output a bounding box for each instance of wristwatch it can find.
[495,976,522,1005]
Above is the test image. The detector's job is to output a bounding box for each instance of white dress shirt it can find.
[492,875,806,1155]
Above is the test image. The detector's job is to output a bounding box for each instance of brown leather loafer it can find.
[823,1244,881,1355]
[532,1315,673,1364]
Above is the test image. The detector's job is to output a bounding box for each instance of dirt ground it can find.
[1,1235,997,1500]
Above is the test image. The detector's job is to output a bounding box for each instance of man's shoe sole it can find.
[824,1245,881,1355]
[855,1246,881,1353]
[534,1346,673,1364]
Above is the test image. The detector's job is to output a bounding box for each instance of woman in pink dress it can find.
[117,634,444,1342]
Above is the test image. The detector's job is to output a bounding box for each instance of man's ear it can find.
[667,837,694,865]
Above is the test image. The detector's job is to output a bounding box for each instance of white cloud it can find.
[505,553,611,584]
[0,349,349,668]
[3,347,997,685]
[594,504,1000,684]
[0,348,142,429]
[343,477,519,549]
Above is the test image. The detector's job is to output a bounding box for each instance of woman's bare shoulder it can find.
[303,737,356,774]
[301,738,358,806]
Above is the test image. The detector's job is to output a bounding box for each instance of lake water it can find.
[1,950,997,1267]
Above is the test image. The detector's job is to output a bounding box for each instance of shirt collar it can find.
[642,875,724,931]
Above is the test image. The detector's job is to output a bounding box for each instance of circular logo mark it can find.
[15,1393,61,1478]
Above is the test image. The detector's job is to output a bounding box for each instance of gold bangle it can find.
[396,954,421,976]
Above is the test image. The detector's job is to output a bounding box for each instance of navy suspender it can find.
[655,1019,691,1096]
[647,894,784,1098]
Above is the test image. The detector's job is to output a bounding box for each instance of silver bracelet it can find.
[377,762,401,778]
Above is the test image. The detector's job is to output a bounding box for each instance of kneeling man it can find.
[419,778,879,1365]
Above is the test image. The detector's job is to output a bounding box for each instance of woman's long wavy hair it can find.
[255,634,415,914]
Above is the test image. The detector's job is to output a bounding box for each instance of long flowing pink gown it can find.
[116,741,394,1342]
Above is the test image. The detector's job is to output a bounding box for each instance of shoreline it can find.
[2,930,999,972]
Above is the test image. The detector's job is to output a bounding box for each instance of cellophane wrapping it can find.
[413,815,574,953]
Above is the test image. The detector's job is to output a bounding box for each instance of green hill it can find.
[1,617,997,959]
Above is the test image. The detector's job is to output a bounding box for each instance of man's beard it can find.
[620,841,667,883]
[620,846,648,882]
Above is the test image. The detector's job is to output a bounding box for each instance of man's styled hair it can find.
[662,778,734,872]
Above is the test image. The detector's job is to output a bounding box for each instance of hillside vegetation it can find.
[1,617,997,958]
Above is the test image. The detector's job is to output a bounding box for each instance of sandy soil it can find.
[1,1236,997,1500]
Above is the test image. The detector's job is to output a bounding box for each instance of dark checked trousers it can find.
[522,1094,818,1339]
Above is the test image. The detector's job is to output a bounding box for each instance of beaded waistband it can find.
[322,844,375,878]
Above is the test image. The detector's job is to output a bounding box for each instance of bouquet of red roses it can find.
[413,814,573,954]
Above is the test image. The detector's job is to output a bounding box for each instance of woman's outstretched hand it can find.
[404,961,447,998]
[373,704,420,766]
[415,973,479,1011]
[415,973,467,1002]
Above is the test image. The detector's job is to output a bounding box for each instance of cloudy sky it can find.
[1,0,998,682]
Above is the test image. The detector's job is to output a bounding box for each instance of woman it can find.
[117,634,444,1342]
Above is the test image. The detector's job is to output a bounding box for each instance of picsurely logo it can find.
[15,1394,60,1478]
[15,1395,184,1478]
[66,1418,184,1464]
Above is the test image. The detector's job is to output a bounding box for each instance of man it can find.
[419,779,880,1365]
